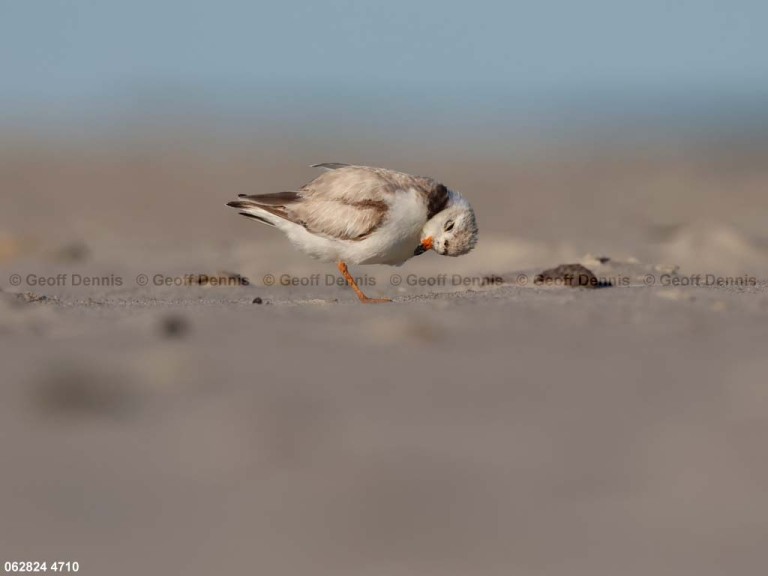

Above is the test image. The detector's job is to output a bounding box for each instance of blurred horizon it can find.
[3,0,768,141]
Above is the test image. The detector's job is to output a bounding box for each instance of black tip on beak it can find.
[414,244,427,256]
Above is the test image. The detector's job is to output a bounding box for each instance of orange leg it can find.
[337,261,391,304]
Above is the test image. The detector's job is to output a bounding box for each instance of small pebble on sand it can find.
[160,315,190,338]
[535,264,610,289]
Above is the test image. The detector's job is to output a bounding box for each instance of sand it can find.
[1,137,768,575]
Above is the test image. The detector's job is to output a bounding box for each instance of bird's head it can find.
[415,195,478,257]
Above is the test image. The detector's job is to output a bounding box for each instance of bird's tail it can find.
[226,200,276,227]
[226,191,301,227]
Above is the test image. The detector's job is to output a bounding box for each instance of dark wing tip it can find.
[227,200,250,209]
[310,162,351,170]
[237,191,301,205]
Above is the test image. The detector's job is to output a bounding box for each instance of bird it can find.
[226,163,478,303]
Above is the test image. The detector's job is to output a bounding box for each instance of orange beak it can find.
[414,236,434,256]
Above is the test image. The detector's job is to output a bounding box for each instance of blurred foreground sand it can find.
[1,136,768,575]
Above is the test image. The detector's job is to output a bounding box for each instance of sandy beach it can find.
[1,136,768,575]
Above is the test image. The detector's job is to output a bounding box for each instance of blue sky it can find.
[2,0,767,130]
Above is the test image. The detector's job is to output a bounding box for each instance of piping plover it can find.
[227,163,478,303]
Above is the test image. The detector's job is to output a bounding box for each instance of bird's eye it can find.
[444,220,455,232]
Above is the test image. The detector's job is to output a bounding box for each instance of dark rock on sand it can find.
[535,263,611,289]
[160,314,190,338]
[186,271,250,287]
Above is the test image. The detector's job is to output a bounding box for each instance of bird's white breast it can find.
[356,188,426,265]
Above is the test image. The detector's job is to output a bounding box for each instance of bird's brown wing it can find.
[237,165,446,241]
